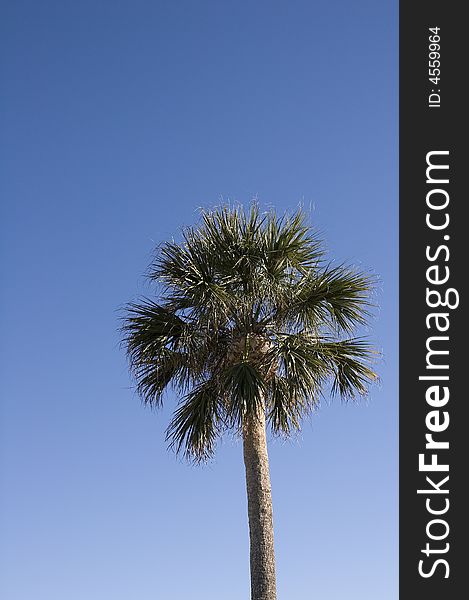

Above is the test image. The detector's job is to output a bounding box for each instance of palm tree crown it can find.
[122,204,377,462]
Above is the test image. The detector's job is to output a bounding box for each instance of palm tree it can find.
[122,204,377,600]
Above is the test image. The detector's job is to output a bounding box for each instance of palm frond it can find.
[278,265,375,334]
[122,299,205,404]
[223,361,266,426]
[166,381,222,462]
[262,209,324,278]
[131,348,189,406]
[267,375,304,435]
[321,338,379,399]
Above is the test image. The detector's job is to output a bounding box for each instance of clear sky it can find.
[0,1,397,598]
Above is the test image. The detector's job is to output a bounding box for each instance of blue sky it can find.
[1,1,397,598]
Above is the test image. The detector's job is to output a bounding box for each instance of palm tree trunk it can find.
[242,412,277,600]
